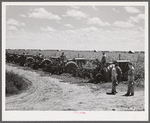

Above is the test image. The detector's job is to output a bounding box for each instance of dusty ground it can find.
[6,64,144,111]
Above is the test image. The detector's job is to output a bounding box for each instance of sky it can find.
[5,3,146,51]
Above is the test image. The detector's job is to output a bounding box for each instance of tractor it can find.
[65,58,130,83]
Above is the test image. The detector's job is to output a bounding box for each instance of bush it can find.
[6,70,30,96]
[133,54,144,81]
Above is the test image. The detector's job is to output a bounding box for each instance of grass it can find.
[6,70,31,96]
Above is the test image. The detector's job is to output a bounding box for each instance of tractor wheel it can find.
[65,61,78,74]
[40,59,52,68]
[24,57,35,67]
[95,73,103,83]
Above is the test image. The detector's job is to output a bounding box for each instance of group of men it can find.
[60,51,135,96]
[56,51,135,96]
[101,52,135,96]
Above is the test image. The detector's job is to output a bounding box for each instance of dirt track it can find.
[6,64,145,111]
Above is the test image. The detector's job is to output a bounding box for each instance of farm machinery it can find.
[42,57,65,74]
[6,53,27,66]
[64,58,130,82]
[6,52,44,69]
[6,51,130,83]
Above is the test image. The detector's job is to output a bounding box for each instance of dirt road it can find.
[6,64,144,111]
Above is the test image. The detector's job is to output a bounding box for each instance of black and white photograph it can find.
[2,2,148,121]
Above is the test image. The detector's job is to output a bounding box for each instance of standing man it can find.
[101,52,107,66]
[111,64,118,94]
[110,61,122,95]
[124,62,135,96]
[115,62,122,83]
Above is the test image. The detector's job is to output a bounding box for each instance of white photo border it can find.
[2,2,149,121]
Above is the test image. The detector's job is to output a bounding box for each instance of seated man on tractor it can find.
[54,52,67,74]
[60,52,67,66]
[36,53,43,62]
[101,52,107,66]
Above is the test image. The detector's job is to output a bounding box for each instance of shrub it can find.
[133,54,144,81]
[6,70,30,96]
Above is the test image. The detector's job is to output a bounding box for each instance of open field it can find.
[7,49,144,61]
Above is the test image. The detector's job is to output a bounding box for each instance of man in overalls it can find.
[111,61,122,95]
[124,62,135,96]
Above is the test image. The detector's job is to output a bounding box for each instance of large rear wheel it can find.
[24,57,35,67]
[40,59,52,69]
[65,61,78,75]
[95,73,103,83]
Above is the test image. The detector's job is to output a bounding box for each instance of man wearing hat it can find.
[111,61,122,94]
[124,62,135,96]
